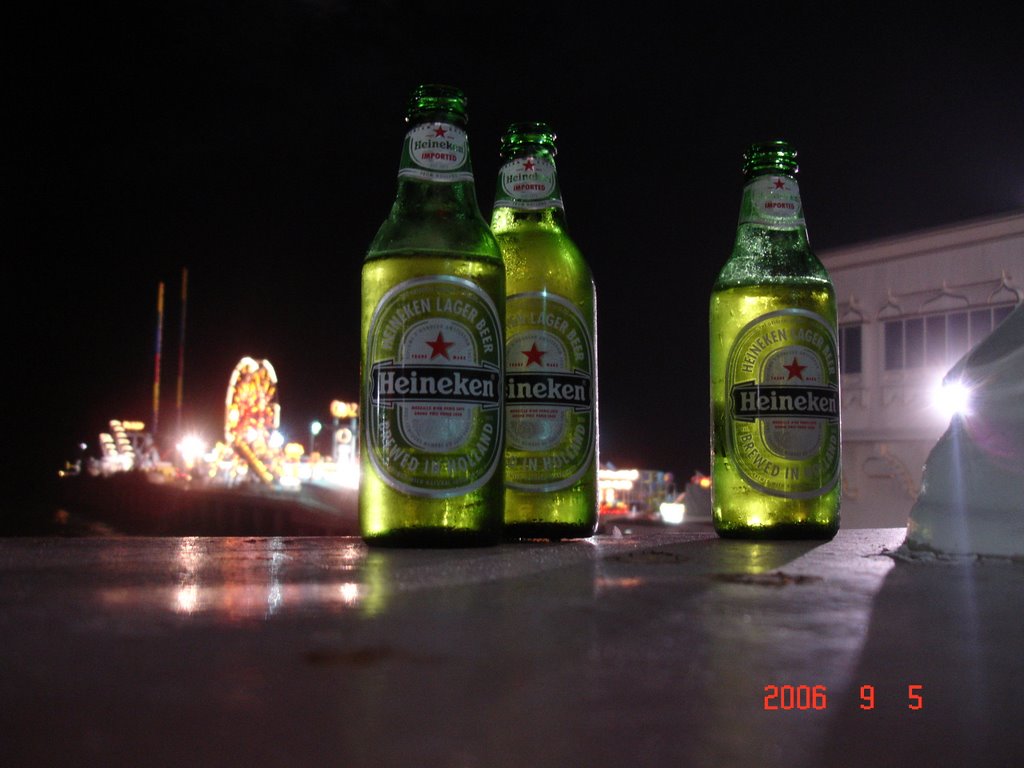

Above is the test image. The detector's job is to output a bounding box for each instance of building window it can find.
[884,319,903,370]
[883,303,1018,371]
[839,325,862,374]
[905,317,924,368]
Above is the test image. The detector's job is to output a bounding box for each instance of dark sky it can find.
[14,2,1024,501]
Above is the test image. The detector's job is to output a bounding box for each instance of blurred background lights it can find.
[177,435,207,466]
[659,501,686,524]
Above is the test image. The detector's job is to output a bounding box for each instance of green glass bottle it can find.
[490,122,598,540]
[360,84,505,547]
[709,140,840,539]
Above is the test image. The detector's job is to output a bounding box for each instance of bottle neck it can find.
[493,149,564,209]
[716,170,828,289]
[736,172,809,236]
[388,118,484,219]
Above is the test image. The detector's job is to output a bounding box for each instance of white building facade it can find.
[819,211,1024,528]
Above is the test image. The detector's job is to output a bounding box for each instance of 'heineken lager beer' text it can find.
[360,85,506,547]
[491,122,598,540]
[710,141,840,539]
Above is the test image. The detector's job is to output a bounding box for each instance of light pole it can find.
[310,420,322,455]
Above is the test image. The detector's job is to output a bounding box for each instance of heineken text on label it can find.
[365,275,503,496]
[505,293,595,491]
[399,122,474,183]
[731,383,839,421]
[739,175,805,227]
[725,308,839,498]
[494,156,564,210]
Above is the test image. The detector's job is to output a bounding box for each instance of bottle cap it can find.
[500,122,557,157]
[406,84,468,124]
[743,140,799,177]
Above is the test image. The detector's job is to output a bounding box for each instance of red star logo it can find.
[783,357,807,380]
[523,159,536,171]
[773,178,786,189]
[426,332,454,359]
[434,126,447,137]
[522,343,546,366]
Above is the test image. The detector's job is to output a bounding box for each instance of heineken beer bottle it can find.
[360,85,505,546]
[709,140,840,539]
[491,123,598,540]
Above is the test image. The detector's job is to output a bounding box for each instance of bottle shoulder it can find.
[491,209,578,252]
[714,225,831,290]
[490,206,568,230]
[500,239,594,309]
[368,217,500,260]
[368,182,500,262]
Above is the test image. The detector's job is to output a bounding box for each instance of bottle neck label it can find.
[739,174,805,227]
[493,156,564,211]
[364,275,503,497]
[399,122,474,183]
[724,308,840,499]
[504,292,595,491]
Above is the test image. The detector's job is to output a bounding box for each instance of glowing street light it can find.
[177,434,207,470]
[310,420,323,453]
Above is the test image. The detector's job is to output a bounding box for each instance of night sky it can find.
[15,2,1024,508]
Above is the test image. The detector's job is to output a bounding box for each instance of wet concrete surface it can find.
[1,528,1020,767]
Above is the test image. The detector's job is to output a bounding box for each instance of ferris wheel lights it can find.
[219,357,361,486]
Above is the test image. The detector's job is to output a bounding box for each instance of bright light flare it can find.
[176,584,199,613]
[659,502,686,524]
[339,583,360,605]
[338,462,361,489]
[932,378,973,419]
[177,435,208,466]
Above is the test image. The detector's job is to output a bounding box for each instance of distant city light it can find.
[932,378,973,419]
[331,400,359,419]
[335,461,360,489]
[599,468,639,491]
[659,502,686,524]
[177,434,207,466]
[269,430,285,450]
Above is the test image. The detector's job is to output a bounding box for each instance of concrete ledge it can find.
[1,529,1020,767]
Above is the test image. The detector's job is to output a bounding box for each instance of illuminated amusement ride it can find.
[76,356,360,493]
[223,356,283,484]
